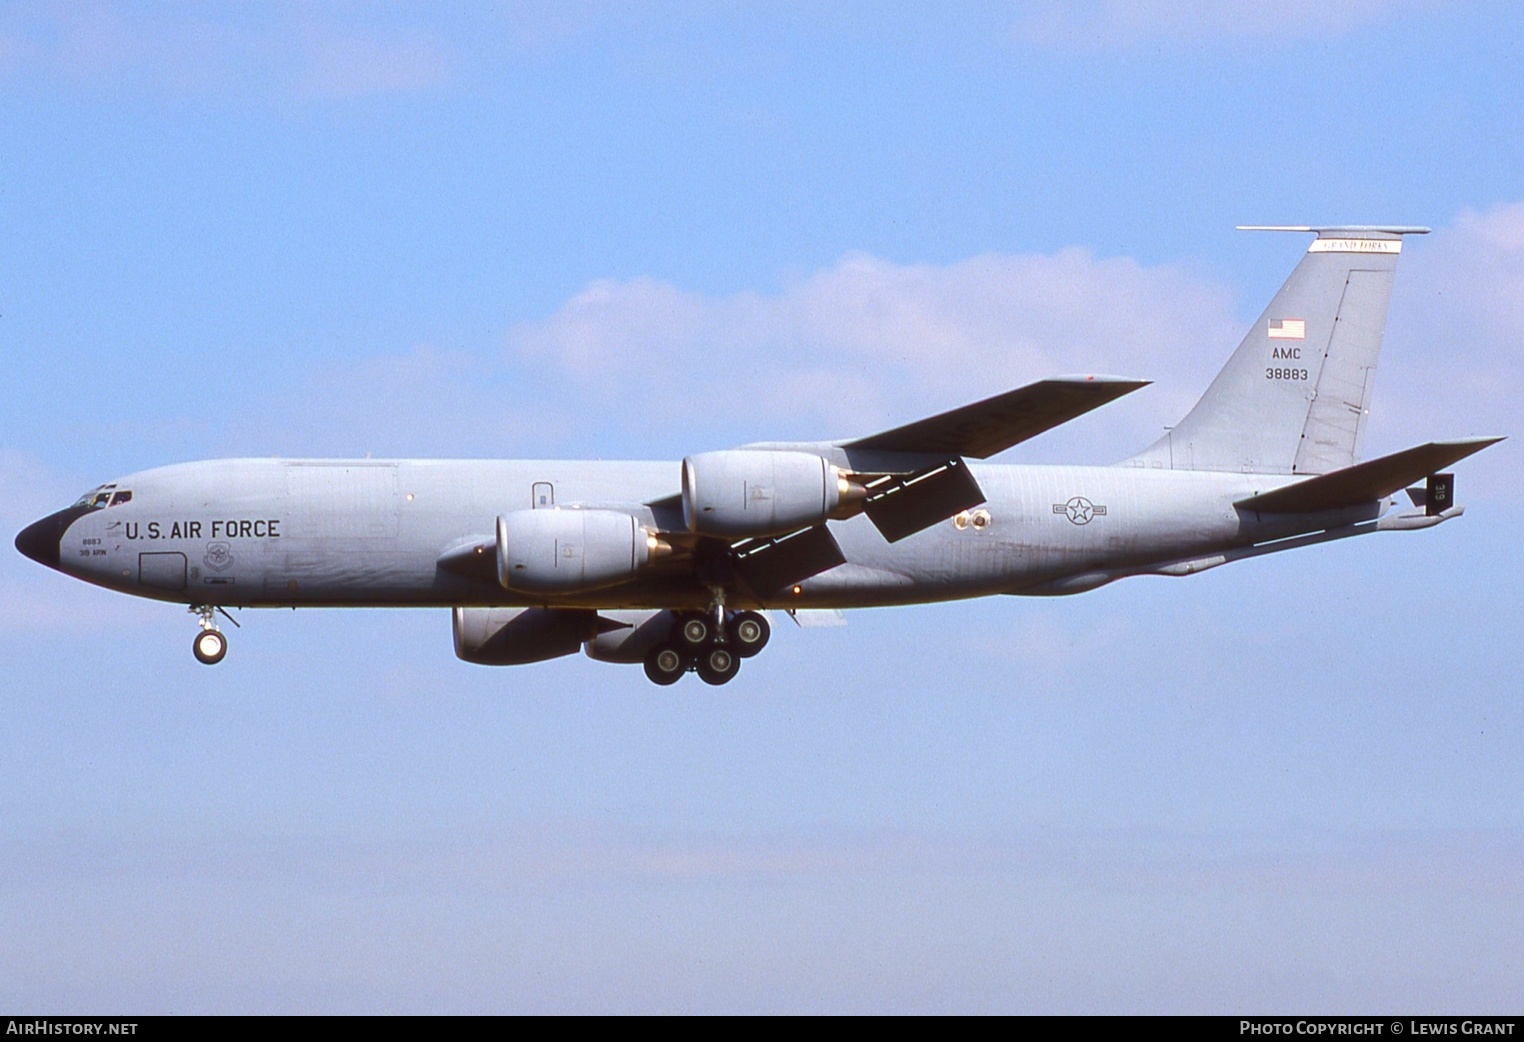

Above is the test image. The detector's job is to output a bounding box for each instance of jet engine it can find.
[583,609,676,663]
[452,606,600,665]
[681,450,866,538]
[496,508,661,595]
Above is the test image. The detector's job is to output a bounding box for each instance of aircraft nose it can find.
[14,506,91,570]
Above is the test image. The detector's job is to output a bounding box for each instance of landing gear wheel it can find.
[696,645,740,686]
[192,628,227,665]
[643,643,687,686]
[726,611,770,658]
[676,613,711,649]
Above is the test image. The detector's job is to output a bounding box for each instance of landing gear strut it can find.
[189,604,228,665]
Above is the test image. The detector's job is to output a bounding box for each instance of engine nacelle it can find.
[682,450,864,539]
[583,609,676,664]
[497,508,652,595]
[452,606,600,665]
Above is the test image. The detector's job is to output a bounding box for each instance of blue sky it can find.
[2,1,1521,1013]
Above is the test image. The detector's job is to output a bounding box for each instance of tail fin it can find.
[1128,226,1429,475]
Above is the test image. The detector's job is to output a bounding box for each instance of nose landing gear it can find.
[193,628,228,665]
[189,604,233,665]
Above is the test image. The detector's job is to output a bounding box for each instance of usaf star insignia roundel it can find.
[1052,496,1107,525]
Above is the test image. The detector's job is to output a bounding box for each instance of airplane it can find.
[14,225,1502,686]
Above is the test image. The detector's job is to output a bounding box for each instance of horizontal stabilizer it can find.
[845,376,1148,459]
[1237,225,1431,237]
[1235,438,1503,513]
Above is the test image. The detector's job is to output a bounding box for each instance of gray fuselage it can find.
[52,457,1359,611]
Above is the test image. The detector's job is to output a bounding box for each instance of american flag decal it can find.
[1268,318,1306,340]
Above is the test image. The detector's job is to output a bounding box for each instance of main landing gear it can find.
[189,604,234,665]
[642,609,770,686]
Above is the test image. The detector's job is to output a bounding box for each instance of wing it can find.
[840,375,1148,542]
[843,375,1149,459]
[1235,438,1503,513]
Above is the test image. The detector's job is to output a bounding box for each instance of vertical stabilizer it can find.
[1128,226,1428,475]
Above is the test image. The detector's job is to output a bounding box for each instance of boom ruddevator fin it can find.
[1235,438,1503,513]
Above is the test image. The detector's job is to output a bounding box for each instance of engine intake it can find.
[681,450,865,539]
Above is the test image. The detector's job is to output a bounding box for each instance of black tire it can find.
[676,613,711,649]
[695,645,740,686]
[643,643,687,686]
[726,611,770,658]
[192,629,227,665]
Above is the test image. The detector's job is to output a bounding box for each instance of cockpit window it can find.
[72,484,118,510]
[109,490,132,507]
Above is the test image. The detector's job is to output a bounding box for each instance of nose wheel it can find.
[193,628,228,665]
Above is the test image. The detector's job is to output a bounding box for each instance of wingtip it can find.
[1433,435,1506,448]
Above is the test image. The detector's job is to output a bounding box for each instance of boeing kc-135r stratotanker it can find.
[15,227,1503,685]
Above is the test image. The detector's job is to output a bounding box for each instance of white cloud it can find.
[509,247,1241,458]
[26,212,1499,495]
[505,209,1519,493]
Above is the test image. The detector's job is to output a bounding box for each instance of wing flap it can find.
[733,525,847,595]
[843,375,1148,459]
[1235,438,1503,513]
[862,457,986,542]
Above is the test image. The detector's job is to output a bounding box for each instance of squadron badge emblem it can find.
[203,542,234,572]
